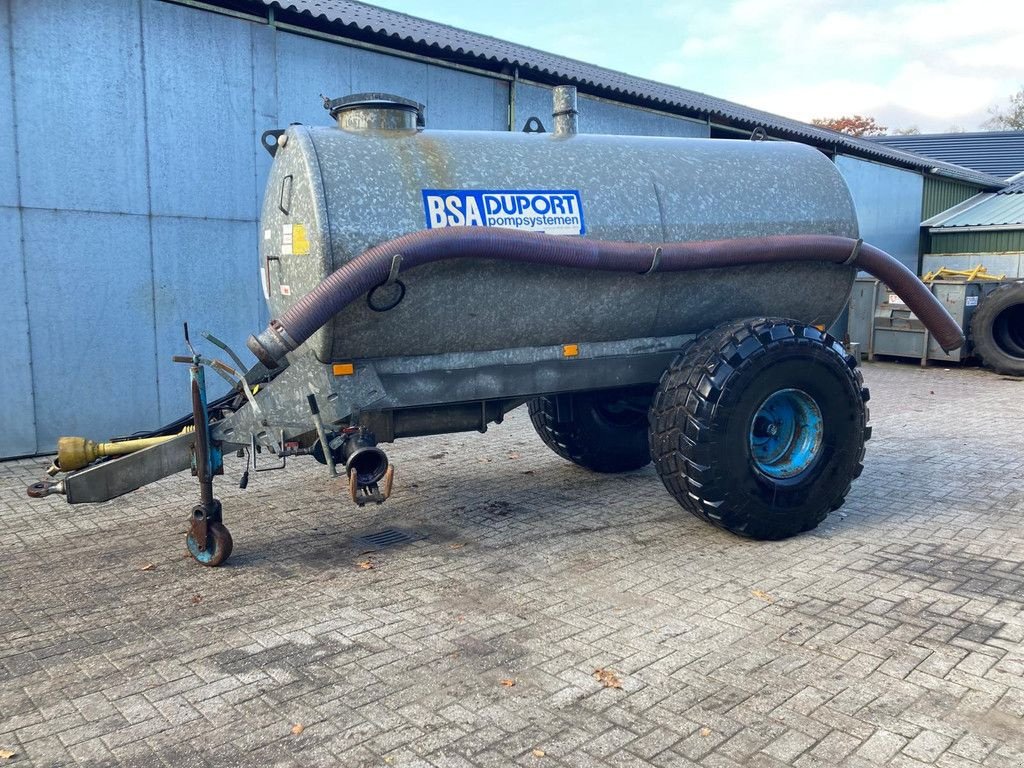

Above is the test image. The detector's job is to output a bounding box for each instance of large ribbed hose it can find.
[248,228,964,367]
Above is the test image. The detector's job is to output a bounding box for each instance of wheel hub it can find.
[749,388,823,479]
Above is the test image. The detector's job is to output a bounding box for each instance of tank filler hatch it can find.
[322,92,425,133]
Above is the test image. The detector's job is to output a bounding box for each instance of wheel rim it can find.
[748,388,824,479]
[187,530,219,564]
[186,520,231,566]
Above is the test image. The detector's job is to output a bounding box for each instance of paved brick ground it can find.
[2,360,1024,767]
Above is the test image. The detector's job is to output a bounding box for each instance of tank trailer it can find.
[28,88,965,566]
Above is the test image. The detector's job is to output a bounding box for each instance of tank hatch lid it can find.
[323,92,425,132]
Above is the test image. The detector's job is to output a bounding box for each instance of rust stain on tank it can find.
[409,134,456,189]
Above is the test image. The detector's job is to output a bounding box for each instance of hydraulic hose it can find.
[248,228,965,367]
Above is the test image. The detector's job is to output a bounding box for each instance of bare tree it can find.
[983,86,1024,130]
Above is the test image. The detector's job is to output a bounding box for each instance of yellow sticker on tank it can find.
[292,223,310,255]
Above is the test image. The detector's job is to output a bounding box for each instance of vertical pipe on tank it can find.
[552,85,579,137]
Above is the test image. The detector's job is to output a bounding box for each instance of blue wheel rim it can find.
[748,388,823,479]
[187,532,218,564]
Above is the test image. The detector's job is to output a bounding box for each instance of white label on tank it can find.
[263,228,271,241]
[966,295,979,306]
[422,189,586,236]
[260,266,270,300]
[888,293,906,306]
[281,224,293,255]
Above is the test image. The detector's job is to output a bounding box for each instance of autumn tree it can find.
[983,86,1024,130]
[810,115,887,136]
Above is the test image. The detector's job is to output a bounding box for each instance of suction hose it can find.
[248,228,965,367]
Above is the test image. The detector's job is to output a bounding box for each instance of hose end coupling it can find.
[246,319,297,369]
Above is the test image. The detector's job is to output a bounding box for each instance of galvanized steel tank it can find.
[259,92,858,362]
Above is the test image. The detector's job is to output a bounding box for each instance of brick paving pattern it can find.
[1,360,1023,767]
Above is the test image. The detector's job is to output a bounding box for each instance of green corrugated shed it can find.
[929,230,1024,254]
[925,179,1024,255]
[921,177,986,220]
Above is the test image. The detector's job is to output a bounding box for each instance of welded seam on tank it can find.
[305,126,336,355]
[650,176,670,337]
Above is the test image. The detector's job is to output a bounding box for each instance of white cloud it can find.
[651,0,1024,131]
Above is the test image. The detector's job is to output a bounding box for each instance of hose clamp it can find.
[367,254,406,312]
[642,246,663,275]
[246,321,298,369]
[269,319,299,351]
[842,238,863,266]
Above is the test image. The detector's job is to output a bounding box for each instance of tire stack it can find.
[970,282,1024,376]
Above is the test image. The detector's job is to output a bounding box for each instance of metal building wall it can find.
[835,155,925,272]
[0,0,710,458]
[0,5,30,456]
[514,82,710,137]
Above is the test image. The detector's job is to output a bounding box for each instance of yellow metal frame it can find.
[921,265,1006,283]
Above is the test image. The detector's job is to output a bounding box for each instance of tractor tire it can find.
[970,282,1024,376]
[649,317,871,540]
[529,388,653,473]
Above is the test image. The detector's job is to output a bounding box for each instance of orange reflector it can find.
[563,344,579,358]
[332,363,355,376]
[814,324,826,331]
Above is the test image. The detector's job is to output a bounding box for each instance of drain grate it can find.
[353,528,422,550]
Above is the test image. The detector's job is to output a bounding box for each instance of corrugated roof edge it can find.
[924,181,1024,229]
[922,193,993,227]
[868,132,1024,180]
[239,0,1006,189]
[872,130,1024,142]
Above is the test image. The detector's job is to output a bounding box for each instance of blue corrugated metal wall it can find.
[835,155,924,272]
[0,0,712,458]
[1,1,34,457]
[515,82,710,137]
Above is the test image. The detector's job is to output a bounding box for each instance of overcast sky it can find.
[369,0,1024,133]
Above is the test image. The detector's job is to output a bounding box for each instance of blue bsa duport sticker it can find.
[422,189,586,236]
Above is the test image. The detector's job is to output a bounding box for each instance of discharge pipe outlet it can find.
[341,432,389,487]
[248,229,965,367]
